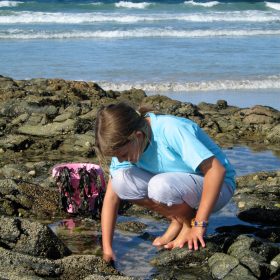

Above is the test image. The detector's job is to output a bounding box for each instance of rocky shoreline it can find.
[0,76,279,279]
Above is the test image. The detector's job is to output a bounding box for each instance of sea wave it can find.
[265,1,280,11]
[184,1,220,8]
[115,1,153,9]
[0,0,23,7]
[1,28,280,39]
[0,11,279,24]
[89,2,103,6]
[98,76,280,92]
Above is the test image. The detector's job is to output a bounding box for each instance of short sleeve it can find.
[163,122,214,172]
[109,157,134,175]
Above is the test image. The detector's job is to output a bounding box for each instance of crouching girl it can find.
[95,102,236,262]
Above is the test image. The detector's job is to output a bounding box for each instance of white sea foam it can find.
[184,1,220,8]
[115,1,152,9]
[0,11,279,24]
[98,76,280,92]
[265,1,280,11]
[0,0,23,7]
[89,2,103,5]
[1,28,280,39]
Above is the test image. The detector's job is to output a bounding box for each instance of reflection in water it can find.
[50,218,102,256]
[49,145,280,278]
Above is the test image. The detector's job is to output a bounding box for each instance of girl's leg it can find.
[133,198,195,246]
[146,172,233,249]
[111,169,233,248]
[111,168,192,245]
[152,218,182,246]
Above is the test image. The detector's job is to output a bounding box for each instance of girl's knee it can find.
[148,174,183,206]
[148,173,203,208]
[111,167,152,201]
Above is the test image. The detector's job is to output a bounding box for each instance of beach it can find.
[0,0,280,279]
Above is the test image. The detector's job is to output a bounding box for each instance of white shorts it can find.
[111,167,234,213]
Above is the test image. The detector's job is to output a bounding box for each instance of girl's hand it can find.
[103,248,116,264]
[187,226,206,250]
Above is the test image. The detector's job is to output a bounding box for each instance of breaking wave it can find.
[115,1,153,9]
[0,11,279,24]
[184,1,220,8]
[0,0,23,7]
[98,76,280,92]
[265,1,280,11]
[1,28,280,39]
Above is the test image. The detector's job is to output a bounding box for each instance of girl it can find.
[95,102,235,263]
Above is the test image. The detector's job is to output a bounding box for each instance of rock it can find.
[0,216,71,259]
[239,105,280,125]
[116,221,147,234]
[271,253,280,268]
[85,275,135,280]
[18,119,76,136]
[57,255,120,280]
[234,171,280,225]
[0,247,62,278]
[216,100,228,109]
[208,253,239,279]
[227,235,279,279]
[223,265,258,280]
[151,240,221,267]
[267,123,280,143]
[0,134,32,151]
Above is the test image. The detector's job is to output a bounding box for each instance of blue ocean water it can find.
[0,0,279,108]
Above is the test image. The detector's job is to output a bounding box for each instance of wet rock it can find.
[18,119,76,136]
[267,123,280,144]
[57,255,121,280]
[208,253,240,279]
[116,221,147,234]
[216,99,228,110]
[59,133,95,155]
[0,134,32,151]
[0,178,59,218]
[234,171,280,225]
[226,235,279,279]
[239,106,280,125]
[151,239,221,267]
[85,275,135,280]
[0,216,71,259]
[271,253,280,268]
[140,95,181,114]
[0,247,62,278]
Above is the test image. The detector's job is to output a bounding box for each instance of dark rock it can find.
[57,255,121,280]
[0,216,71,259]
[234,171,280,225]
[216,100,228,109]
[0,247,62,278]
[116,221,147,234]
[208,253,240,279]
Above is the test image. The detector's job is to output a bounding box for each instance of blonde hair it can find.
[95,102,150,159]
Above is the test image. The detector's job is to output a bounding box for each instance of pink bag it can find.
[52,163,106,217]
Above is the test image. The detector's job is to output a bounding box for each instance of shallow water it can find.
[50,145,280,278]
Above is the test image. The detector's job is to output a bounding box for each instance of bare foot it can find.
[152,218,182,247]
[164,222,192,249]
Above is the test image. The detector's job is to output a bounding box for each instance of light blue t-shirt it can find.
[110,113,236,190]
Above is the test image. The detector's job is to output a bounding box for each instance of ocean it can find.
[0,0,279,109]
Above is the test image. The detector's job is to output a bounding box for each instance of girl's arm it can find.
[196,156,226,222]
[101,177,120,262]
[189,156,225,250]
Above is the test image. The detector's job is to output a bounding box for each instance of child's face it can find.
[113,132,144,163]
